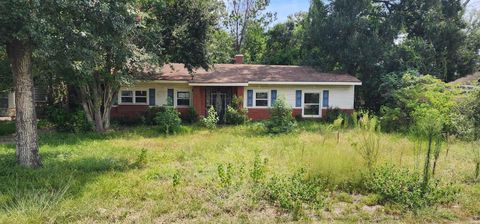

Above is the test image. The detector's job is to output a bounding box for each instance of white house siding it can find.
[117,82,192,108]
[243,84,355,109]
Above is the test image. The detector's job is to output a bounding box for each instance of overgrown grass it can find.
[0,123,478,223]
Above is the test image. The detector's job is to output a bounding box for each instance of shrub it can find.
[111,116,145,126]
[225,96,248,125]
[185,107,198,124]
[144,107,164,125]
[363,165,458,210]
[265,97,296,134]
[0,121,15,136]
[154,107,182,134]
[263,169,327,213]
[201,106,219,129]
[352,112,381,170]
[225,105,248,125]
[46,106,91,133]
[324,107,343,123]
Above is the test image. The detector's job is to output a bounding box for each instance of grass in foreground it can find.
[0,123,479,223]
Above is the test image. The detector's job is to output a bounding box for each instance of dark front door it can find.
[205,87,233,123]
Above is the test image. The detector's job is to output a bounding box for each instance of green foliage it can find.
[144,107,164,125]
[0,121,15,136]
[185,107,198,124]
[265,97,297,134]
[46,106,91,133]
[352,112,381,170]
[263,169,326,214]
[201,106,219,129]
[324,107,343,123]
[453,89,480,141]
[241,22,267,63]
[364,165,458,210]
[154,107,182,135]
[217,163,234,188]
[207,28,234,64]
[225,96,248,125]
[380,73,458,133]
[111,116,145,127]
[250,153,268,184]
[263,13,305,65]
[132,149,148,169]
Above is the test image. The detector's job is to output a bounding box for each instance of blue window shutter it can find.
[167,89,174,106]
[247,90,253,107]
[271,90,277,106]
[323,90,329,107]
[295,90,302,107]
[148,88,156,106]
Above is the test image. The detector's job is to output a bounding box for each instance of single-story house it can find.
[0,87,48,117]
[112,55,361,121]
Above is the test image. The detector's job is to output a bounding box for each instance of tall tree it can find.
[48,0,220,132]
[0,0,51,168]
[264,13,306,65]
[224,0,275,53]
[241,22,267,63]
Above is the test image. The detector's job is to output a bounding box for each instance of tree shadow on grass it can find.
[37,126,163,147]
[0,150,134,215]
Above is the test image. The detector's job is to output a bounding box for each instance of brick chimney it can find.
[234,54,244,64]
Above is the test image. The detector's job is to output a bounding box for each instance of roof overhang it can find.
[189,83,249,86]
[146,80,189,84]
[247,81,362,86]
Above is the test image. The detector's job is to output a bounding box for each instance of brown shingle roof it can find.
[451,72,480,85]
[143,63,361,84]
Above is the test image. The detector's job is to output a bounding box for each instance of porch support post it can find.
[192,86,206,117]
[234,86,244,106]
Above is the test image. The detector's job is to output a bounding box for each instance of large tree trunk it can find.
[78,72,118,133]
[6,39,41,168]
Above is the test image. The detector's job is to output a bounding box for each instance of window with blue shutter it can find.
[323,90,329,107]
[148,88,156,106]
[247,90,253,107]
[271,90,277,106]
[295,90,302,107]
[167,89,174,106]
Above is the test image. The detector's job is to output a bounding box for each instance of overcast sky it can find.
[266,0,480,24]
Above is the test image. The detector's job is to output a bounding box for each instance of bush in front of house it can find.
[0,121,15,136]
[185,106,198,124]
[144,106,164,125]
[265,97,297,134]
[154,107,182,134]
[201,106,219,129]
[363,165,458,210]
[225,96,249,125]
[46,106,91,133]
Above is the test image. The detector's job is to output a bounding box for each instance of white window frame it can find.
[119,90,149,105]
[302,91,322,118]
[175,91,191,108]
[254,90,269,108]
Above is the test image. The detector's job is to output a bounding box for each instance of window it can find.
[255,92,268,107]
[121,91,133,103]
[120,90,148,104]
[135,91,147,103]
[177,91,190,106]
[303,93,320,116]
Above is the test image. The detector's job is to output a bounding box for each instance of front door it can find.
[302,92,321,118]
[205,87,233,123]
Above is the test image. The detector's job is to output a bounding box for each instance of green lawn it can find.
[0,123,479,223]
